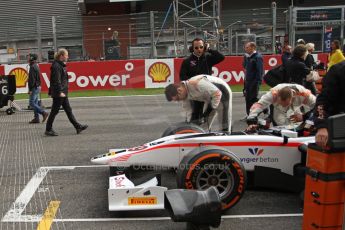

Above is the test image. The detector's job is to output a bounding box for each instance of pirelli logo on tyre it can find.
[128,197,157,205]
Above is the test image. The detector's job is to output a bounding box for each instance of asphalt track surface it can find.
[0,94,303,230]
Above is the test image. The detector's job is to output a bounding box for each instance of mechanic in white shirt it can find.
[247,83,316,129]
[165,75,232,132]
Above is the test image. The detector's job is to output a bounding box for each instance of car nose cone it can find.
[91,153,110,165]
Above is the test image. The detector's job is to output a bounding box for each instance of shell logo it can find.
[9,68,28,88]
[148,62,171,83]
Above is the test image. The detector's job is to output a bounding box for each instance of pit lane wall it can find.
[0,54,328,94]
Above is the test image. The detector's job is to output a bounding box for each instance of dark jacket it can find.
[180,49,225,81]
[305,53,316,69]
[285,56,310,85]
[314,61,345,129]
[281,51,291,67]
[28,62,41,91]
[49,60,68,98]
[243,52,264,82]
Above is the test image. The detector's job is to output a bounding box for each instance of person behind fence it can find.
[243,42,264,118]
[304,43,317,95]
[314,60,345,148]
[281,44,292,66]
[28,53,49,124]
[246,84,316,130]
[179,38,225,124]
[45,49,88,136]
[327,40,345,71]
[285,45,310,85]
[165,75,232,132]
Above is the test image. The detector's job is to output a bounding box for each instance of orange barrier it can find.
[303,144,345,230]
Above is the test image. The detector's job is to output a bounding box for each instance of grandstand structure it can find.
[0,0,344,63]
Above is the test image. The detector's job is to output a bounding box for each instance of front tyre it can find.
[177,147,246,211]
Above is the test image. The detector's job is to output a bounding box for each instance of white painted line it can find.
[2,165,300,224]
[1,167,50,222]
[42,165,108,170]
[222,213,303,219]
[55,213,303,222]
[15,94,164,102]
[15,91,265,102]
[2,213,303,223]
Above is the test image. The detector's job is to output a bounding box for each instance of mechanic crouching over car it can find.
[165,74,232,132]
[247,83,316,130]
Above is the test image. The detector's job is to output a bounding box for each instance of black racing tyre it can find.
[176,146,246,211]
[161,122,206,137]
[6,108,14,115]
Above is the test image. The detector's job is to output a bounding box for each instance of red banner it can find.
[1,53,329,93]
[38,60,145,92]
[174,53,328,84]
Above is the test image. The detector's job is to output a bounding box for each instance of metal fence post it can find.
[228,27,232,55]
[272,2,277,54]
[52,16,57,52]
[36,16,42,62]
[102,32,105,58]
[183,27,188,56]
[341,7,344,47]
[128,24,132,59]
[235,32,238,55]
[150,11,157,58]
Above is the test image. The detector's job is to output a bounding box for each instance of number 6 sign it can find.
[0,76,9,96]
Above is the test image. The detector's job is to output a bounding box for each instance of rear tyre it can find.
[177,147,246,211]
[161,122,205,137]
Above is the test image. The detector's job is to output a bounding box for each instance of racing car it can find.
[91,122,314,212]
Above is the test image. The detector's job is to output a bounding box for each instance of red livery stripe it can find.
[112,141,302,162]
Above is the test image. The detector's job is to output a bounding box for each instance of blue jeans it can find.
[29,87,44,119]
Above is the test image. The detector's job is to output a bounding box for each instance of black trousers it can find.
[46,97,80,131]
[303,81,317,95]
[190,101,204,123]
[245,80,260,115]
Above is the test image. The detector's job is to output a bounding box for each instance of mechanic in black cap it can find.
[314,61,345,148]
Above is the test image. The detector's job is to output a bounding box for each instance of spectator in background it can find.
[328,40,345,71]
[342,43,345,56]
[285,45,310,86]
[179,38,225,124]
[275,41,282,54]
[304,43,317,95]
[45,48,88,136]
[305,43,316,69]
[296,38,306,45]
[28,54,49,124]
[243,42,264,117]
[314,60,345,148]
[281,44,292,66]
